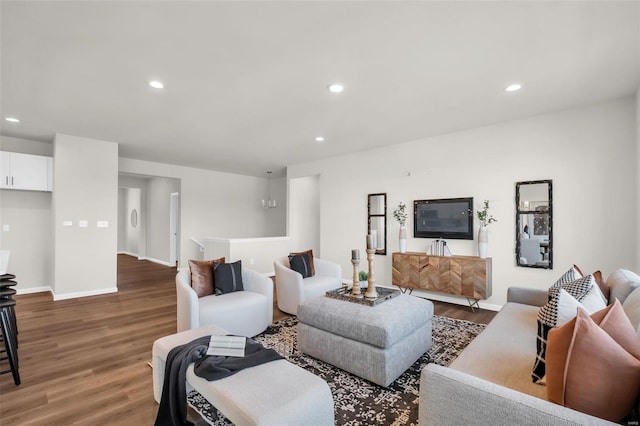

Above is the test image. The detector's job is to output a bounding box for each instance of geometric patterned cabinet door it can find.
[392,252,492,303]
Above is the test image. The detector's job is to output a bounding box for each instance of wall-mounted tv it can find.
[413,197,474,240]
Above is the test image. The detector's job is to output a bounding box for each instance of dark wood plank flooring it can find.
[0,254,496,424]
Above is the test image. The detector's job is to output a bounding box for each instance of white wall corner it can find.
[636,87,640,271]
[16,286,53,295]
[139,256,174,268]
[52,287,118,301]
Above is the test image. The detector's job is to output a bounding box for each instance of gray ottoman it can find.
[153,325,334,426]
[298,293,433,387]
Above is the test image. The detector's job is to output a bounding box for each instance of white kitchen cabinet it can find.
[0,151,53,192]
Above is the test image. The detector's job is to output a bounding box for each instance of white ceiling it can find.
[1,1,638,177]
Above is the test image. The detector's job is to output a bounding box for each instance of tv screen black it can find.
[413,198,474,240]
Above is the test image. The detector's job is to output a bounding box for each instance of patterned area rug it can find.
[186,315,485,426]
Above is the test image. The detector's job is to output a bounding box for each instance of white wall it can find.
[117,188,127,252]
[118,174,149,258]
[288,175,320,254]
[145,177,180,264]
[53,134,118,299]
[0,190,52,292]
[202,236,292,275]
[0,136,53,292]
[287,98,638,308]
[125,187,141,255]
[636,88,640,271]
[0,136,53,156]
[118,158,287,268]
[264,176,286,236]
[118,174,180,265]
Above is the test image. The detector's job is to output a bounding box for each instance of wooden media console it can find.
[391,252,492,311]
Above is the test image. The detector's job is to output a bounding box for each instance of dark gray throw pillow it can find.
[213,260,244,294]
[289,253,312,278]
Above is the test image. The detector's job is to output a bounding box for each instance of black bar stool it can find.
[0,273,20,385]
[0,299,19,385]
[0,287,18,344]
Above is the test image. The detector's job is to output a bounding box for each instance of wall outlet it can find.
[97,221,109,228]
[79,220,88,228]
[63,221,73,227]
[2,224,9,232]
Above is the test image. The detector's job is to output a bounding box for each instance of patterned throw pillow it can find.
[213,260,244,294]
[289,253,313,278]
[547,265,583,299]
[532,273,594,383]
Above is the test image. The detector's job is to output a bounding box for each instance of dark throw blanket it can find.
[155,335,283,426]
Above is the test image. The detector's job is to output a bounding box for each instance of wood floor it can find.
[0,254,496,425]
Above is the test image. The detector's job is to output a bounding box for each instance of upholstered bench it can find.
[297,293,433,387]
[152,325,334,426]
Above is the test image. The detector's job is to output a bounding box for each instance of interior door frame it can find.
[169,192,179,267]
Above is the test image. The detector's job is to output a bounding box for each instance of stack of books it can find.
[206,335,246,357]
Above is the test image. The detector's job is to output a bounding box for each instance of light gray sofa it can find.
[419,286,629,426]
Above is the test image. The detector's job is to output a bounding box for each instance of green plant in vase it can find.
[476,199,497,227]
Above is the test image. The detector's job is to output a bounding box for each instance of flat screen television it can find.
[413,197,474,240]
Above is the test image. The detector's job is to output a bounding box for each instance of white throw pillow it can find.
[622,286,640,337]
[581,276,608,310]
[556,285,607,327]
[607,269,640,303]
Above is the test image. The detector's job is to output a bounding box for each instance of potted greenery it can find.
[358,270,368,287]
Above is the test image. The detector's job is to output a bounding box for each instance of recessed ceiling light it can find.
[315,136,325,142]
[149,80,164,89]
[5,117,20,123]
[504,83,522,92]
[328,83,344,93]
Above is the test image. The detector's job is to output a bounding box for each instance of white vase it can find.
[399,225,407,253]
[478,226,488,258]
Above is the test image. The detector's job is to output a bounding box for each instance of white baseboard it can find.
[139,256,173,267]
[375,285,503,312]
[53,287,118,301]
[16,286,53,295]
[118,251,140,258]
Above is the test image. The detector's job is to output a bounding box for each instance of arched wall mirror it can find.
[130,209,138,228]
[515,180,552,269]
[367,193,387,255]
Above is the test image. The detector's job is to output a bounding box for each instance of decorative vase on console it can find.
[478,226,488,258]
[399,225,407,254]
[393,201,408,254]
[475,200,496,259]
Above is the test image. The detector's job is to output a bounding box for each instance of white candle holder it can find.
[351,258,362,297]
[365,248,378,299]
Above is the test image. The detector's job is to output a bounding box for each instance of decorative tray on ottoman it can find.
[325,286,401,307]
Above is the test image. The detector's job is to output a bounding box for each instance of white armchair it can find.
[519,238,543,265]
[274,256,342,315]
[176,266,273,337]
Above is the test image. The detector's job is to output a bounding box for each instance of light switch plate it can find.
[63,221,73,227]
[97,221,109,228]
[79,220,88,228]
[2,224,9,232]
